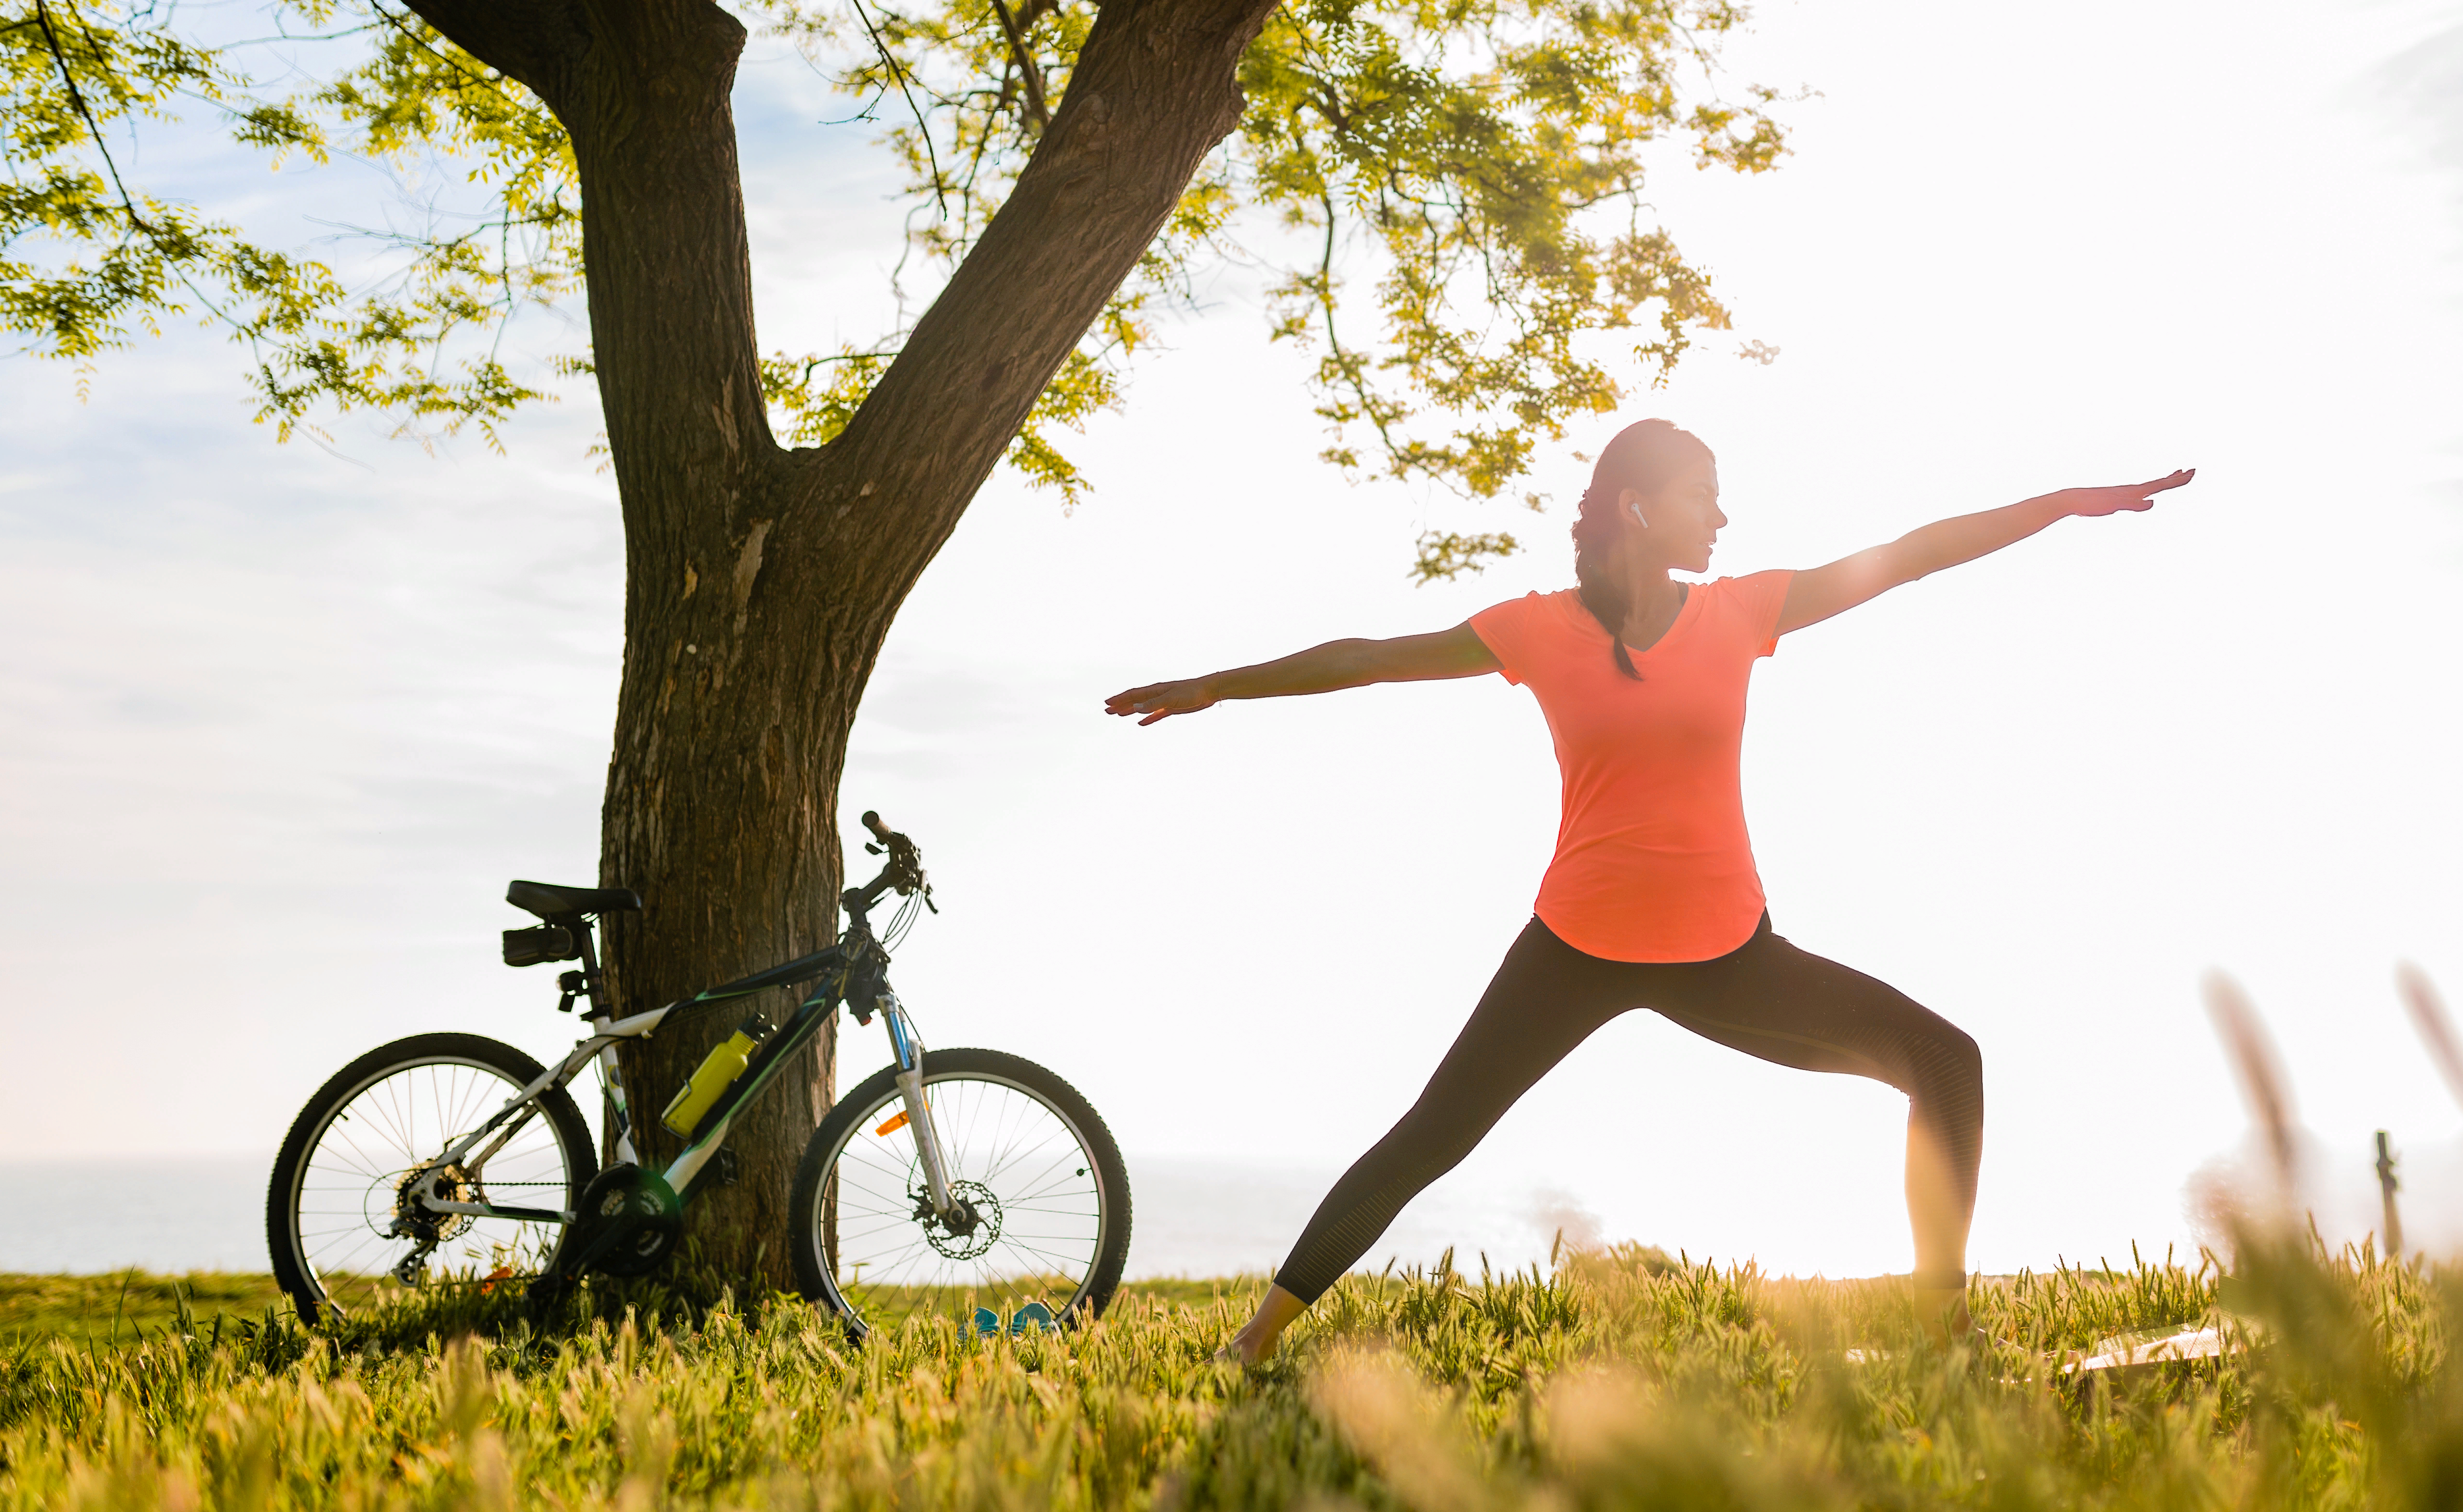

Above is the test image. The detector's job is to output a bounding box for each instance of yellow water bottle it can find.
[661,1022,761,1137]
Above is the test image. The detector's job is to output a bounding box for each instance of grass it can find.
[0,1273,288,1352]
[0,1272,1252,1353]
[0,1237,2456,1510]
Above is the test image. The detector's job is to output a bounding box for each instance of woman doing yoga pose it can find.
[1106,419,2194,1363]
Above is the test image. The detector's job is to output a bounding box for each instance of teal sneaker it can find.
[1009,1301,1055,1335]
[971,1306,1002,1338]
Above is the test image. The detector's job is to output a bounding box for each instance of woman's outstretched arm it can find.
[1777,469,2195,635]
[1105,623,1499,726]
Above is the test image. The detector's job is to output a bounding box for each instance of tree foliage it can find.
[3,0,578,444]
[3,0,1785,571]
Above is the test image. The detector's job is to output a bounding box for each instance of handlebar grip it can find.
[861,810,892,842]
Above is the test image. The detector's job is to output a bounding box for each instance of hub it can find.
[918,1179,1003,1261]
[372,1164,476,1283]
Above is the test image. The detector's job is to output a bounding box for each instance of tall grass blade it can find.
[2205,970,2300,1206]
[2399,962,2463,1111]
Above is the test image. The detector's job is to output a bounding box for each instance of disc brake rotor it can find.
[919,1179,1003,1261]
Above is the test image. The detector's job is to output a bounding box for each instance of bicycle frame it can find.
[399,894,959,1236]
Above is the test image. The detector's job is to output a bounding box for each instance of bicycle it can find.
[265,811,1133,1339]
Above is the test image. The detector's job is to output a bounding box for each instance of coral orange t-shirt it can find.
[1470,572,1795,963]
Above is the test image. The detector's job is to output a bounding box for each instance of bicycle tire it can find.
[789,1047,1132,1342]
[268,1032,597,1327]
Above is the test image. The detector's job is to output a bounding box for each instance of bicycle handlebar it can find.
[845,810,928,915]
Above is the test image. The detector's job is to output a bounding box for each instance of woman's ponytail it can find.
[1571,419,1713,681]
[1572,484,1641,680]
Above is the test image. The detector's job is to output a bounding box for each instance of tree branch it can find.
[404,0,775,510]
[32,0,150,232]
[986,0,1048,130]
[820,0,1278,577]
[847,0,948,218]
[393,0,578,94]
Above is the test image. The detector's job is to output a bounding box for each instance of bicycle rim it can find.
[285,1055,579,1318]
[816,1069,1110,1335]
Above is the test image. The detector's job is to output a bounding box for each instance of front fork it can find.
[881,995,960,1221]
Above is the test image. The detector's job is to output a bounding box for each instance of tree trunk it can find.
[408,0,1278,1292]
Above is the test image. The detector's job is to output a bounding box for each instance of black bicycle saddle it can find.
[506,880,643,920]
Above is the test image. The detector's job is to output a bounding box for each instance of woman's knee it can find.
[1917,1019,1984,1113]
[1943,1020,1982,1079]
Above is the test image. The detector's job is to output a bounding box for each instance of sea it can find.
[0,1155,1566,1279]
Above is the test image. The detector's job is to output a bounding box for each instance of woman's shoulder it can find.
[1469,588,1595,678]
[1703,568,1794,595]
[1699,569,1795,613]
[1697,570,1796,650]
[1476,586,1588,623]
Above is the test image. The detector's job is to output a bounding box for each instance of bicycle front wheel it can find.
[267,1033,596,1326]
[789,1047,1131,1341]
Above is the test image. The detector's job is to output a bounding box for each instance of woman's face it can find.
[1620,454,1726,574]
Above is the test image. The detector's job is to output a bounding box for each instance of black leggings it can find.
[1272,914,1985,1303]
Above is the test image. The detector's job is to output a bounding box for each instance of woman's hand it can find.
[2053,468,2197,518]
[1106,677,1219,726]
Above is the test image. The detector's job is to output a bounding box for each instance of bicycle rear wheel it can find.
[789,1047,1131,1342]
[267,1033,596,1326]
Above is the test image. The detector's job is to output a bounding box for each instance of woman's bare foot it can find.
[1217,1283,1307,1365]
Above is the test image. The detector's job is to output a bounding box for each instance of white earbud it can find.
[1626,500,1649,529]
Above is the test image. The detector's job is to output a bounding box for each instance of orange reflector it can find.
[874,1110,910,1136]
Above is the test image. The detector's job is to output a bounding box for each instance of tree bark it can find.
[408,0,1276,1291]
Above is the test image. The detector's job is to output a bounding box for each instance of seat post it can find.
[573,916,611,1019]
[572,914,640,1166]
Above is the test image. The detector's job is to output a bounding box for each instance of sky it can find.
[3,0,2462,1282]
